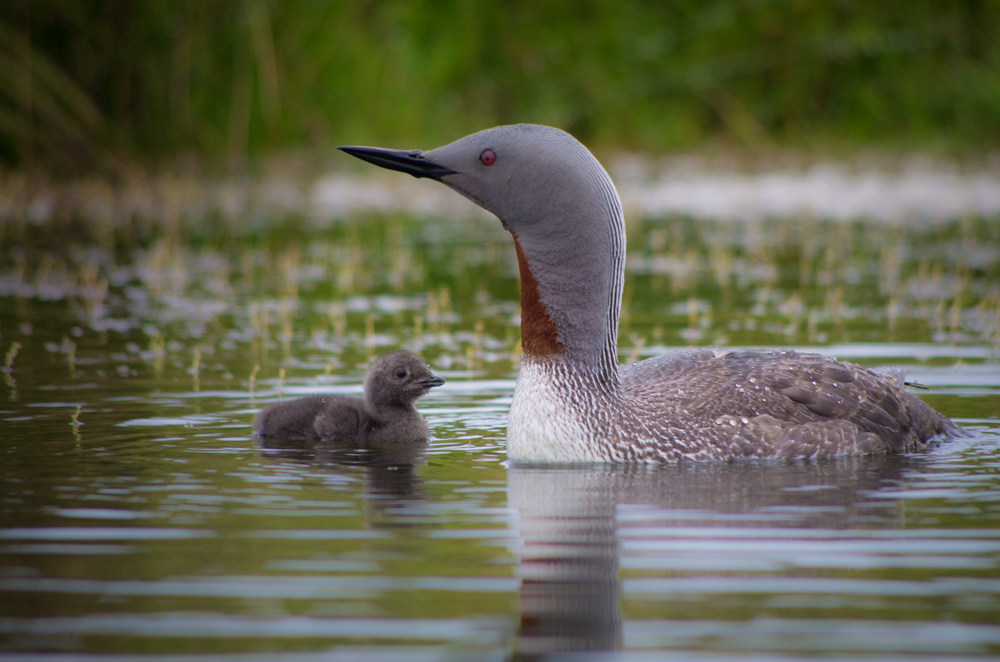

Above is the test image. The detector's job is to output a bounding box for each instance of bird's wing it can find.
[313,399,368,442]
[622,348,956,455]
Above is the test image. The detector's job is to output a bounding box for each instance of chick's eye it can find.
[394,368,407,379]
[480,150,496,166]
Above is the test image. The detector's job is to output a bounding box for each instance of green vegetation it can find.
[3,207,998,383]
[2,1,999,173]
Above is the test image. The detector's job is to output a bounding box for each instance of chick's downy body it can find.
[254,351,444,443]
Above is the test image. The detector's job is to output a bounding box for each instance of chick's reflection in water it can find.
[507,455,916,659]
[255,435,427,503]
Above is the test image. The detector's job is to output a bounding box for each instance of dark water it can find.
[1,209,999,660]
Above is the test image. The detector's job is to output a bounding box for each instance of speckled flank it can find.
[508,348,958,463]
[613,347,955,461]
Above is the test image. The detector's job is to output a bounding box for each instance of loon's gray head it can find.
[340,125,625,376]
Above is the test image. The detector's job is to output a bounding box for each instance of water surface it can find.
[1,202,998,660]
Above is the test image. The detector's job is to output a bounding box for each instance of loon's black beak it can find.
[338,146,458,180]
[418,374,446,389]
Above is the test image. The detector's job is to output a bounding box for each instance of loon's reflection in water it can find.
[507,454,918,659]
[252,435,959,659]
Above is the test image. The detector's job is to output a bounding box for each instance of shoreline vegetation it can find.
[2,2,998,176]
[3,149,999,234]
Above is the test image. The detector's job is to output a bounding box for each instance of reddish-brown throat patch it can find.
[513,234,563,357]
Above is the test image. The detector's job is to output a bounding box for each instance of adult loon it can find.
[254,350,444,443]
[339,124,960,462]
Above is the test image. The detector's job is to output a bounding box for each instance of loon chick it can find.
[254,351,444,443]
[339,125,961,463]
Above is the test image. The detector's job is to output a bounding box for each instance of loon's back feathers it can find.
[617,348,956,461]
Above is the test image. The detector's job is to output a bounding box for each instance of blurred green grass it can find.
[2,0,999,174]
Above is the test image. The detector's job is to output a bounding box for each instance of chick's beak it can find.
[418,374,446,388]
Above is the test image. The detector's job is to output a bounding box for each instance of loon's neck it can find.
[510,179,625,385]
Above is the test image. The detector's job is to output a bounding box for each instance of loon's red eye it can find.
[480,150,496,166]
